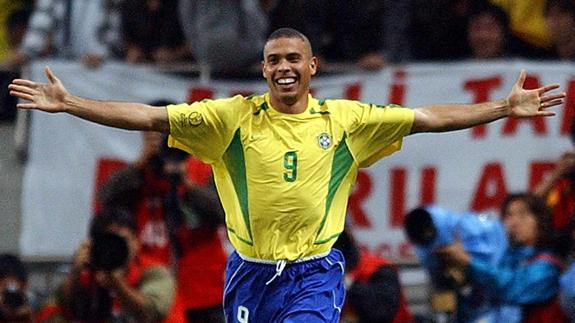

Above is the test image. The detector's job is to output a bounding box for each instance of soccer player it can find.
[8,28,565,322]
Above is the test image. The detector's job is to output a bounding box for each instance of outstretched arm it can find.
[410,70,566,134]
[8,67,170,133]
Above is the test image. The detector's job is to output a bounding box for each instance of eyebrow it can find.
[266,52,302,60]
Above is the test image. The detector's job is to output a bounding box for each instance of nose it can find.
[277,58,291,73]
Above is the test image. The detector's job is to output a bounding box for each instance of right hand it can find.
[8,66,69,113]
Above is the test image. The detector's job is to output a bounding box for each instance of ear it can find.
[261,60,266,79]
[310,56,318,76]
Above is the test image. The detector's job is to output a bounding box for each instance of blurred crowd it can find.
[0,0,574,76]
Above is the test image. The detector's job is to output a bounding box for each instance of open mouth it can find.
[275,77,297,88]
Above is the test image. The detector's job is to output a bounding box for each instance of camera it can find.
[149,143,189,183]
[2,286,25,309]
[90,232,129,271]
[0,281,27,321]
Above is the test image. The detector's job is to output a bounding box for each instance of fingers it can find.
[45,66,63,86]
[541,92,566,102]
[16,103,38,109]
[541,99,564,109]
[9,80,38,102]
[11,92,34,101]
[536,111,556,117]
[9,84,36,96]
[45,66,56,84]
[10,79,37,87]
[538,83,562,95]
[515,69,526,88]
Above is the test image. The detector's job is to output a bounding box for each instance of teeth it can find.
[277,78,296,85]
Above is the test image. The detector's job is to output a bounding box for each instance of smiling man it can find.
[8,27,565,322]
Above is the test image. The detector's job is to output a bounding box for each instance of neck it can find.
[269,93,309,114]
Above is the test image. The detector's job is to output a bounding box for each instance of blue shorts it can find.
[223,249,346,323]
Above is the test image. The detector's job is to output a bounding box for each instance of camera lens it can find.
[2,286,25,309]
[90,232,129,271]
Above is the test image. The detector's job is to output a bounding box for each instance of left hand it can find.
[506,70,565,118]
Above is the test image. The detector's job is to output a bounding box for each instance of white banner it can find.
[20,59,575,260]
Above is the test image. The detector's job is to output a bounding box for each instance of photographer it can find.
[99,128,227,322]
[534,119,575,232]
[438,193,567,323]
[37,209,175,323]
[404,205,507,323]
[0,254,33,322]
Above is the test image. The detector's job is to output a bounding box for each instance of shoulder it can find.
[167,94,259,121]
[170,94,256,109]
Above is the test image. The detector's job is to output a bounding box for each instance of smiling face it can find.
[262,36,317,113]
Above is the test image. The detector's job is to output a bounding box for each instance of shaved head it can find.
[264,28,313,58]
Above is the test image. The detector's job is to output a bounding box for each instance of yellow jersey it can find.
[168,93,414,261]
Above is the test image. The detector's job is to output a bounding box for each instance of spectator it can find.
[544,0,575,61]
[438,193,566,323]
[0,0,32,62]
[334,229,412,323]
[0,254,34,322]
[304,0,390,71]
[408,0,473,61]
[1,0,122,70]
[559,219,575,320]
[178,0,268,76]
[99,131,174,267]
[5,8,32,52]
[0,4,31,122]
[465,2,511,59]
[99,126,227,322]
[534,119,575,231]
[121,0,192,64]
[36,208,175,322]
[489,0,555,58]
[404,205,507,322]
[175,157,227,323]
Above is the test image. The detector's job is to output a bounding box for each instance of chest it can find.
[240,115,345,174]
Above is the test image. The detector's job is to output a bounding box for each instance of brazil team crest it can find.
[317,132,332,150]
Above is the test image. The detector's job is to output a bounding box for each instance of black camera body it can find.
[0,282,26,321]
[90,232,129,271]
[2,287,25,309]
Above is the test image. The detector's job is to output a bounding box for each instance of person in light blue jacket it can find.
[559,219,575,321]
[438,192,566,323]
[405,205,507,323]
[561,262,575,321]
